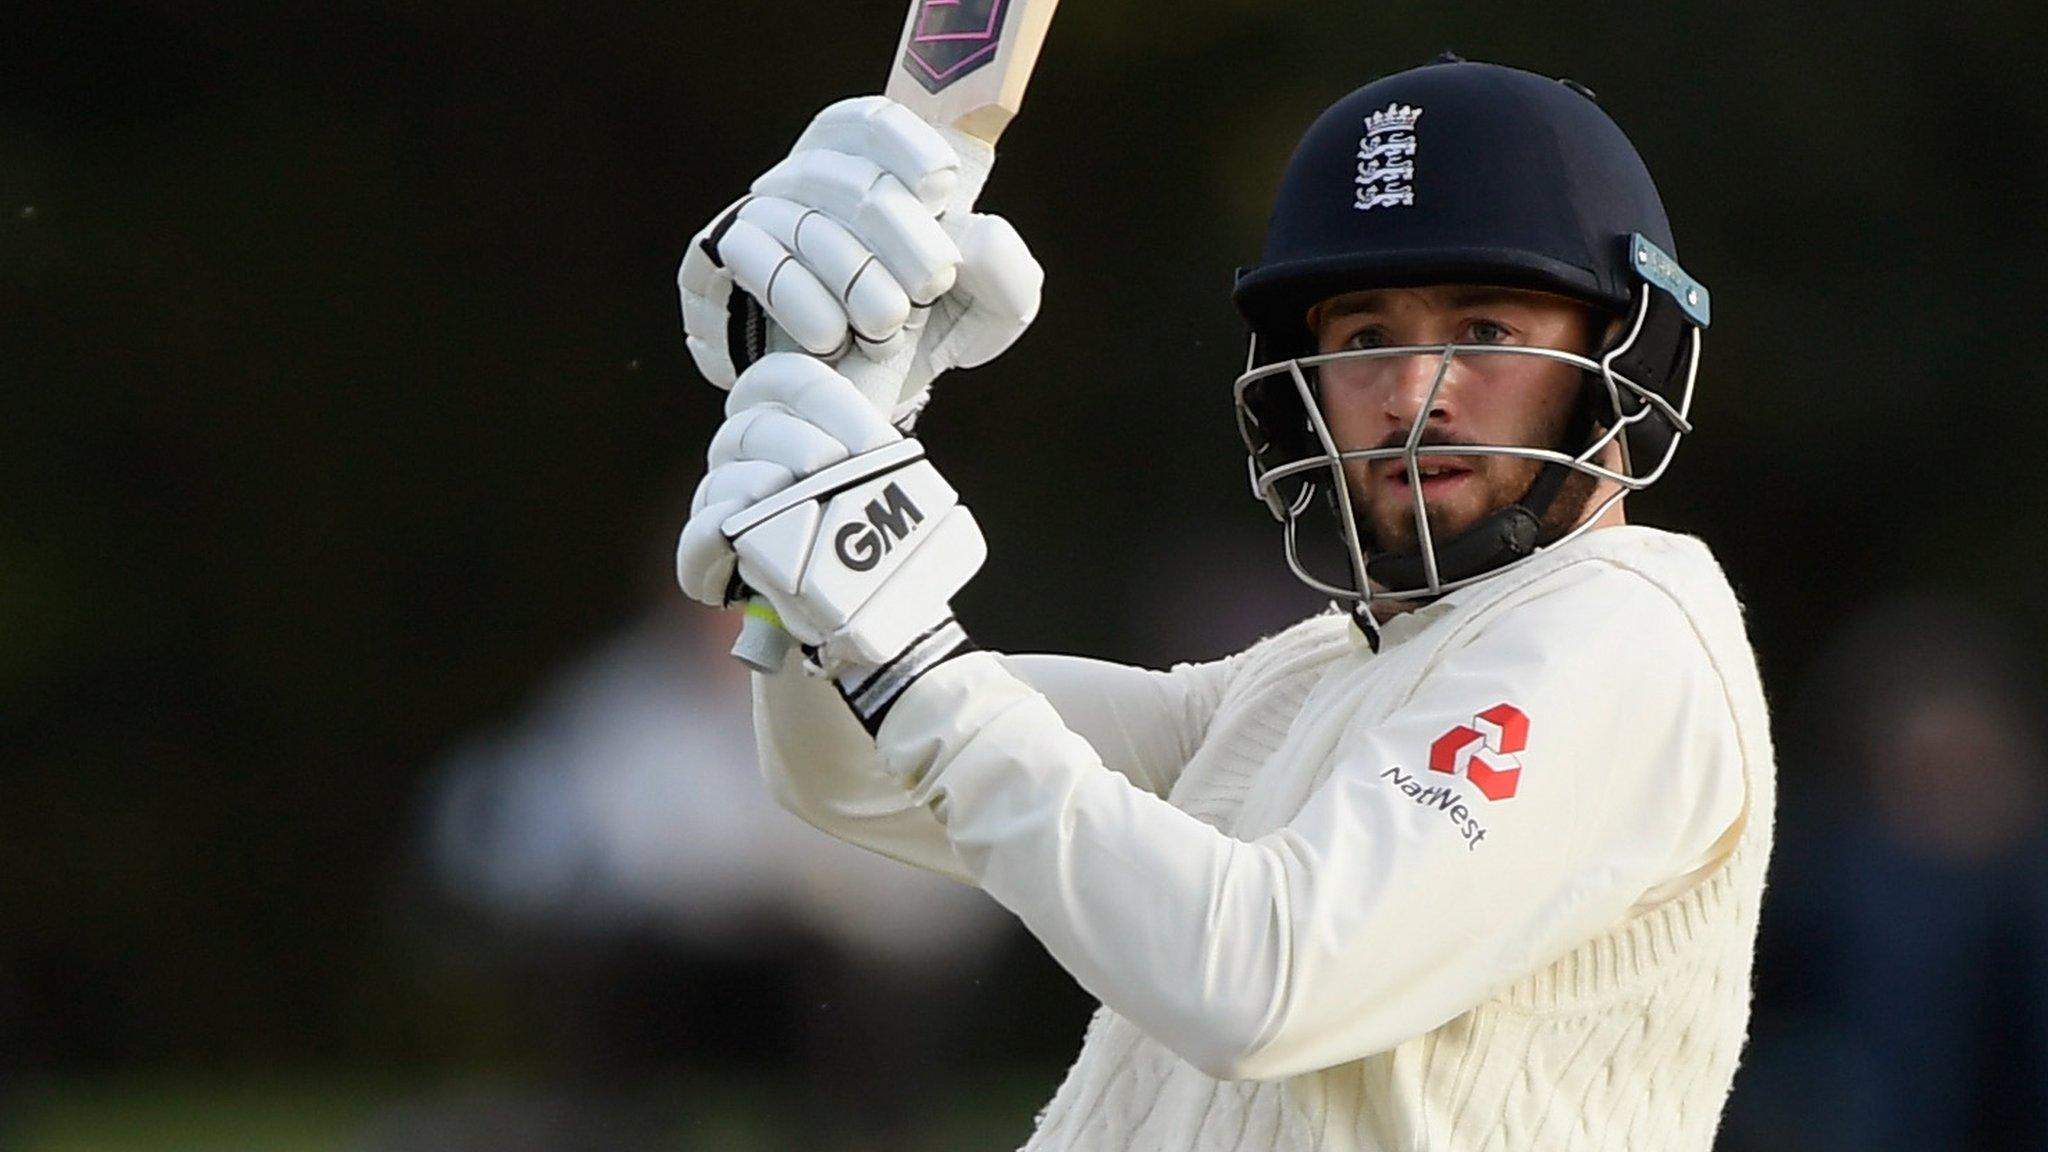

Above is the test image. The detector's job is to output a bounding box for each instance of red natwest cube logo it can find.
[1427,703,1529,801]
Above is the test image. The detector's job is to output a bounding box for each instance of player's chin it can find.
[1364,489,1491,550]
[1364,507,1464,557]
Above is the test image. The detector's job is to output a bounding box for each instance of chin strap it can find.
[1362,383,1600,598]
[1348,600,1383,653]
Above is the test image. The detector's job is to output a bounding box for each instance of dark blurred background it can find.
[8,1,2048,1148]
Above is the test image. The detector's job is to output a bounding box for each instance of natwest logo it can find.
[1427,703,1529,801]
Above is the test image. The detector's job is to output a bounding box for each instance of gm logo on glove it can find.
[834,483,925,572]
[724,443,964,640]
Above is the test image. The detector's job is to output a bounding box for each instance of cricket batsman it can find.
[674,56,1774,1149]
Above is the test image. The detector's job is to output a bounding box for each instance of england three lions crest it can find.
[1355,102,1421,211]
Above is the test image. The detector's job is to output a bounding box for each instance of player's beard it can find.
[1346,422,1598,558]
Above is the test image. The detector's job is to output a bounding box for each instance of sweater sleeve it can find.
[753,648,1231,885]
[997,653,1229,798]
[875,569,1746,1080]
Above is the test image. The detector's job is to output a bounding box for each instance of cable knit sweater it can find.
[754,525,1775,1150]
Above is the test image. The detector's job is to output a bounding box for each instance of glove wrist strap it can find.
[834,617,976,735]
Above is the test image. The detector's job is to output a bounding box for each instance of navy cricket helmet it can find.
[1230,57,1711,616]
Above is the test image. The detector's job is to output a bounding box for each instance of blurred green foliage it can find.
[6,0,2048,1075]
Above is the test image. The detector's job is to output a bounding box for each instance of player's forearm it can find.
[878,651,1291,1078]
[750,646,1205,883]
[752,656,978,886]
[996,652,1224,797]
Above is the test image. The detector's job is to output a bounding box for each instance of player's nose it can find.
[1380,349,1456,429]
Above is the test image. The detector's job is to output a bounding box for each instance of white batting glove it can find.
[676,355,984,724]
[677,96,1043,426]
[677,352,902,608]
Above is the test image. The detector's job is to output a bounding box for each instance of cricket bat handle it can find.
[730,129,993,673]
[731,597,796,673]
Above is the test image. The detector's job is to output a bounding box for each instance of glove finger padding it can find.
[715,214,847,357]
[677,493,747,607]
[754,150,960,305]
[696,457,798,513]
[677,97,1036,435]
[726,353,900,456]
[706,405,855,480]
[945,212,1044,367]
[677,197,753,389]
[736,196,912,343]
[886,211,1046,418]
[676,457,807,607]
[794,96,963,211]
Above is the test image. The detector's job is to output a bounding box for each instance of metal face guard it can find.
[1232,288,1699,606]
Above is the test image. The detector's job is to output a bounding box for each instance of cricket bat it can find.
[887,0,1061,148]
[730,0,1061,672]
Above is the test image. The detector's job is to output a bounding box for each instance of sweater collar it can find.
[1345,525,1695,653]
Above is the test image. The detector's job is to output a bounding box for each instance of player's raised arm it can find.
[748,642,1231,884]
[674,98,1232,864]
[865,547,1751,1079]
[996,653,1233,798]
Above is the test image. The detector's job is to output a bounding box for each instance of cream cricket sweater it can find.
[754,526,1775,1150]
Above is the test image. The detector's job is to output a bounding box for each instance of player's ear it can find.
[1595,312,1627,355]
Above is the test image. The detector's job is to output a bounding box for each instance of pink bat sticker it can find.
[900,0,1007,93]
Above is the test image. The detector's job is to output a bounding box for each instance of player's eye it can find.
[1343,326,1390,351]
[1463,318,1513,344]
